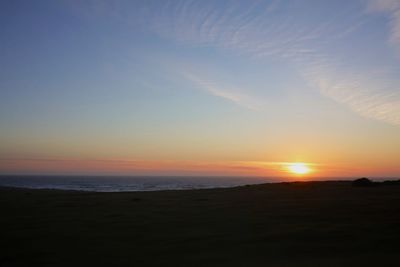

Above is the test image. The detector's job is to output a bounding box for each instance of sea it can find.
[0,175,276,192]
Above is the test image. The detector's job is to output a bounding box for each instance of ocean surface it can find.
[0,175,276,192]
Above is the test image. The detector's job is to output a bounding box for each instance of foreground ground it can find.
[0,181,399,266]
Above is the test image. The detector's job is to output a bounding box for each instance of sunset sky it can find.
[1,0,399,178]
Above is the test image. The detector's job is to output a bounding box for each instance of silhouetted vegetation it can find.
[352,177,375,187]
[352,178,400,187]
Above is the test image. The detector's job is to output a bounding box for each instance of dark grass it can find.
[1,181,399,266]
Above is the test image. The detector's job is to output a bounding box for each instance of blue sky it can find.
[0,0,399,177]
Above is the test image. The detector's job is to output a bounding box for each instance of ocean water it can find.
[0,175,276,192]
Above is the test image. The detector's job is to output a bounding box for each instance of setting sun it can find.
[287,163,311,175]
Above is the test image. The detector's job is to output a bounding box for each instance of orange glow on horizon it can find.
[1,158,399,178]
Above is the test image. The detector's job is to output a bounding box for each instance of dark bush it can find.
[352,178,375,187]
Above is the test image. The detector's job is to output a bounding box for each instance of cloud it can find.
[146,0,320,60]
[0,157,300,177]
[368,0,400,51]
[303,64,400,125]
[153,0,400,126]
[66,0,400,126]
[182,72,263,111]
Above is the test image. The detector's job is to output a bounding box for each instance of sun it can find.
[287,163,311,175]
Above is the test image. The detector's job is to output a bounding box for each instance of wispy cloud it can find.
[368,0,400,51]
[147,0,400,126]
[145,0,320,60]
[67,0,400,126]
[182,72,263,111]
[0,157,308,177]
[303,64,400,125]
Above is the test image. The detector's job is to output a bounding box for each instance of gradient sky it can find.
[1,0,399,178]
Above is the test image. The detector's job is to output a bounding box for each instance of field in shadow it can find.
[1,181,399,266]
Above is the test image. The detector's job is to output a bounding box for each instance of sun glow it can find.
[287,163,311,175]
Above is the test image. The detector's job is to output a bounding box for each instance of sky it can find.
[0,0,399,179]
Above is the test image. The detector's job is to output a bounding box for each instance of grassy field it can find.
[1,181,399,266]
